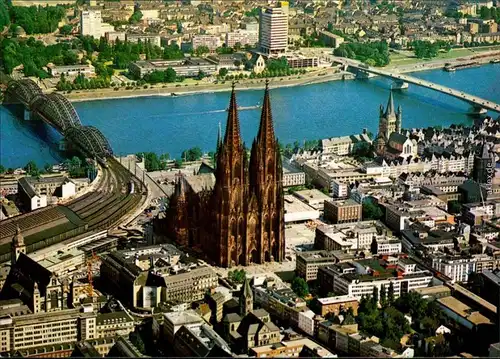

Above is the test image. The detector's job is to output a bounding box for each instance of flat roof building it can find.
[324,199,362,224]
[259,5,288,55]
[284,195,319,223]
[129,58,217,79]
[296,250,340,282]
[293,189,331,211]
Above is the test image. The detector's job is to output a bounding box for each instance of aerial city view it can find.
[1,0,500,357]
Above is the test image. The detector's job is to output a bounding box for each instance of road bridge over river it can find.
[335,57,500,115]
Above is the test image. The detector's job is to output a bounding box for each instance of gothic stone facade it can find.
[166,85,285,268]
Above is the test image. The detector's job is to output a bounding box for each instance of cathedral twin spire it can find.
[219,80,277,161]
[223,82,243,152]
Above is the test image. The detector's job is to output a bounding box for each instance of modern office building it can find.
[259,4,288,55]
[324,199,362,224]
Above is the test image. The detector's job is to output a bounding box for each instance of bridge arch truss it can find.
[65,126,113,159]
[6,79,43,105]
[30,93,82,132]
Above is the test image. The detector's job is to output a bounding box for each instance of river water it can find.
[1,64,499,169]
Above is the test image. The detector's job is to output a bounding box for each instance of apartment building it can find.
[192,34,220,51]
[429,253,483,283]
[296,251,339,282]
[163,310,204,344]
[225,30,259,48]
[0,308,96,353]
[250,338,335,358]
[163,266,218,303]
[95,312,135,338]
[312,295,359,317]
[282,160,306,187]
[332,180,349,198]
[80,10,102,39]
[126,34,161,47]
[253,286,307,325]
[317,257,433,300]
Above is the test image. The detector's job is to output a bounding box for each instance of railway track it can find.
[0,158,145,263]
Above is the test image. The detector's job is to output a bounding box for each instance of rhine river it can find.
[1,64,499,169]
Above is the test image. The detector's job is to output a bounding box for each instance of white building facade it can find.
[80,9,102,39]
[259,7,288,55]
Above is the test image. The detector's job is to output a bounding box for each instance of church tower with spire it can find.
[170,173,189,247]
[165,82,285,268]
[11,226,26,266]
[239,276,253,316]
[249,80,285,264]
[375,91,403,156]
[212,83,250,267]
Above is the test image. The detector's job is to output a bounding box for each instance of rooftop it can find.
[164,309,203,326]
[437,296,492,326]
[327,199,361,207]
[284,194,318,213]
[317,295,359,305]
[293,189,331,203]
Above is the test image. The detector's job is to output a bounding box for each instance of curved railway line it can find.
[0,79,147,263]
[0,159,144,262]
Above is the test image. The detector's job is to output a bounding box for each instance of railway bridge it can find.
[0,80,147,263]
[335,57,500,115]
[4,79,112,164]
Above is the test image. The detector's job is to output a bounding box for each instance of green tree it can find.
[219,67,228,77]
[197,70,206,80]
[0,0,10,30]
[0,164,5,174]
[24,160,39,176]
[388,282,395,304]
[59,24,73,35]
[163,44,184,60]
[380,284,387,307]
[291,277,309,298]
[480,6,492,20]
[363,201,383,220]
[195,45,210,56]
[370,236,378,255]
[371,286,379,306]
[228,269,246,283]
[10,5,65,35]
[181,147,203,162]
[43,163,52,173]
[129,9,143,24]
[334,41,390,67]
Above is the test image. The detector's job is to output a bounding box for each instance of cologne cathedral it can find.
[165,83,285,268]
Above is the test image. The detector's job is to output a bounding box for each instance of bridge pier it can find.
[23,109,33,121]
[468,105,487,116]
[59,139,67,151]
[354,70,371,79]
[392,80,409,90]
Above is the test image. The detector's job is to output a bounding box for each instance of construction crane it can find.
[85,251,100,298]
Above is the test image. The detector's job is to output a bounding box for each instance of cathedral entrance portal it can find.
[250,249,258,264]
[238,253,245,266]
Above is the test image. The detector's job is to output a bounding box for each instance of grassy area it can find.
[473,45,500,52]
[388,46,500,67]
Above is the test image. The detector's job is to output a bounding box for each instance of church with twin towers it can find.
[165,82,285,268]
